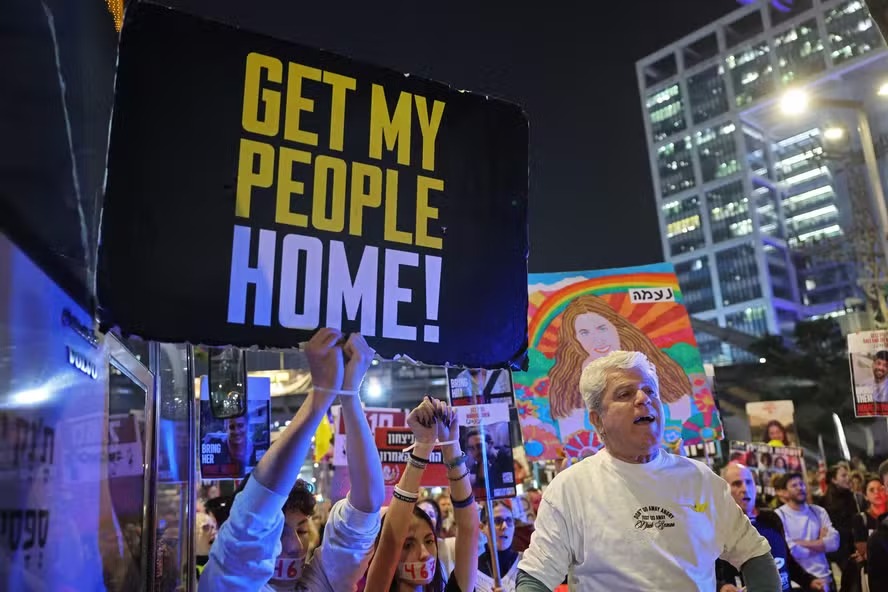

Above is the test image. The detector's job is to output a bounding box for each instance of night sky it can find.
[170,0,737,273]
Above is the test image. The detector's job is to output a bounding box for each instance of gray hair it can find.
[579,350,659,414]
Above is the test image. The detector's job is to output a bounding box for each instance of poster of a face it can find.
[848,330,888,417]
[513,264,720,461]
[456,403,516,500]
[729,441,805,496]
[745,400,798,447]
[199,376,271,479]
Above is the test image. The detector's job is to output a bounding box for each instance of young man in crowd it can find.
[717,463,826,592]
[200,329,384,592]
[775,473,839,591]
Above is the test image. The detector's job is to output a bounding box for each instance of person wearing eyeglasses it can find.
[477,501,521,592]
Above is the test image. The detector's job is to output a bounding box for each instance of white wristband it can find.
[313,386,359,396]
[402,439,460,453]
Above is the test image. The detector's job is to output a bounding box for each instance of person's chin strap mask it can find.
[398,556,436,585]
[273,556,305,581]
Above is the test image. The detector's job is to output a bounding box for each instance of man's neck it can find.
[787,500,807,511]
[607,447,660,464]
[746,506,758,519]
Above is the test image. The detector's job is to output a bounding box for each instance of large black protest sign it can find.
[98,3,529,368]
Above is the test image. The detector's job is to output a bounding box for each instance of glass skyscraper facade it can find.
[638,0,886,364]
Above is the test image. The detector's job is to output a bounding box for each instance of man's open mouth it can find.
[633,415,656,424]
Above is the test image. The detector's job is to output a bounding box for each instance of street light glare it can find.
[366,378,383,400]
[780,89,810,115]
[878,82,888,97]
[823,126,845,141]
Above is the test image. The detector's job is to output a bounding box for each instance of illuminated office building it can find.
[638,0,888,363]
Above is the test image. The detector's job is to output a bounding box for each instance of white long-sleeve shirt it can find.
[199,476,380,592]
[775,504,839,579]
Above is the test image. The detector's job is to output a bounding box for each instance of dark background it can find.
[1,0,737,312]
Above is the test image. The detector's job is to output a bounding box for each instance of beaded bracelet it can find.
[407,454,428,470]
[443,452,467,470]
[448,469,470,482]
[451,493,475,509]
[393,486,419,503]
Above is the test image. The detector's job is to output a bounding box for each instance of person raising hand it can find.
[365,397,480,592]
[200,329,384,592]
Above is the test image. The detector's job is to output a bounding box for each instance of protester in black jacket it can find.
[717,464,826,592]
[869,514,888,590]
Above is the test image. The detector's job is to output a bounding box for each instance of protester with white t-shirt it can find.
[516,350,780,591]
[775,473,840,589]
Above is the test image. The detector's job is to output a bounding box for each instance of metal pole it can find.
[856,107,888,266]
[185,344,198,592]
[479,429,502,588]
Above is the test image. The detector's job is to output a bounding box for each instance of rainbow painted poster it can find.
[513,263,722,462]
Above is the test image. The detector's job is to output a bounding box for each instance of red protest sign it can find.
[375,427,448,488]
[334,407,406,466]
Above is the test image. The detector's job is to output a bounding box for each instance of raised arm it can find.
[339,334,385,513]
[251,328,344,495]
[433,399,479,592]
[364,398,439,590]
[199,329,343,592]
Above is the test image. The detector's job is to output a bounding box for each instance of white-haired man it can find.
[516,350,780,591]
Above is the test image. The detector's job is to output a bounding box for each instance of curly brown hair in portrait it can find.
[547,295,692,418]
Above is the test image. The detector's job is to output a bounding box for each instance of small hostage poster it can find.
[456,402,516,500]
[848,330,888,417]
[98,3,529,370]
[447,368,515,407]
[513,263,720,462]
[746,401,798,447]
[200,376,271,479]
[729,441,805,497]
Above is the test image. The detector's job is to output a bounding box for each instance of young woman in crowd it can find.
[417,497,456,578]
[476,501,521,592]
[365,396,479,592]
[851,475,888,584]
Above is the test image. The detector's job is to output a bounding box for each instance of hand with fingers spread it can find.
[407,397,440,445]
[304,328,345,392]
[342,333,376,392]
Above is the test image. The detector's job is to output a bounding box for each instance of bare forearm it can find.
[340,396,384,512]
[251,390,335,495]
[365,442,432,589]
[443,443,479,592]
[443,444,472,504]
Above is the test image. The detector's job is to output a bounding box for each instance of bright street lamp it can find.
[780,88,810,115]
[779,89,888,292]
[366,377,383,400]
[878,82,888,97]
[823,126,846,141]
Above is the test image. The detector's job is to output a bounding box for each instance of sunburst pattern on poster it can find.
[514,263,722,461]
